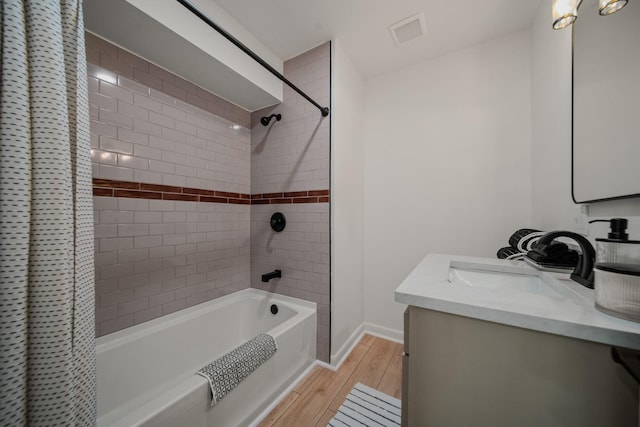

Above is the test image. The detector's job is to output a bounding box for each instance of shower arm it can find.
[176,0,330,118]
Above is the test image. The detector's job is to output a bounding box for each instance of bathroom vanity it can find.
[395,254,640,426]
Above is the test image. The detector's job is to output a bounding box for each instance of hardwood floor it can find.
[257,335,403,427]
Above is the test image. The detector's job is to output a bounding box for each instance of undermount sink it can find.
[447,262,570,299]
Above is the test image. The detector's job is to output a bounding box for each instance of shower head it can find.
[260,113,282,126]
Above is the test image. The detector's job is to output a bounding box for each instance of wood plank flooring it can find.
[258,335,403,427]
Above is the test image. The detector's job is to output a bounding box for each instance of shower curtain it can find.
[0,0,96,425]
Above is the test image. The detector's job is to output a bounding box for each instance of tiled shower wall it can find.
[87,33,252,335]
[250,43,331,362]
[88,33,332,363]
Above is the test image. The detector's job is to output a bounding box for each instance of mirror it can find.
[572,0,640,203]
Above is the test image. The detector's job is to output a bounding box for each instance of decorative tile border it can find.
[251,190,330,204]
[93,179,329,204]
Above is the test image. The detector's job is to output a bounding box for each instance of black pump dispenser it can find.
[590,218,631,242]
[608,218,629,240]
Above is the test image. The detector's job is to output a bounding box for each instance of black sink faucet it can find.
[527,231,595,288]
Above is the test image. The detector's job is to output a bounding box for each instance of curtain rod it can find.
[175,0,330,117]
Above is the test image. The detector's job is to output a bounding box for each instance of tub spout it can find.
[262,270,282,282]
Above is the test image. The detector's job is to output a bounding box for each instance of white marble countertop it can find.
[395,253,640,350]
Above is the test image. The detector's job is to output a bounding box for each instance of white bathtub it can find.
[96,288,317,427]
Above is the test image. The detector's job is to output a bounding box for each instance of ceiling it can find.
[212,0,546,80]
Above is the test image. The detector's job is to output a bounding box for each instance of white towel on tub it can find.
[196,333,277,407]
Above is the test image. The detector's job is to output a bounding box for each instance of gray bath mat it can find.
[328,382,401,426]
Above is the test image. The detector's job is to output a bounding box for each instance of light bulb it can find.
[552,0,582,29]
[599,0,628,15]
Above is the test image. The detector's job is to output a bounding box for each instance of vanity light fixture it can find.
[599,0,628,15]
[552,0,582,29]
[552,0,628,29]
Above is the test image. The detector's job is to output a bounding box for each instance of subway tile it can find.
[134,235,163,249]
[149,200,175,211]
[133,283,162,299]
[161,103,186,121]
[100,53,134,78]
[133,68,163,92]
[149,246,176,260]
[133,118,163,137]
[134,306,163,324]
[91,120,118,138]
[134,211,162,224]
[94,224,118,238]
[86,32,118,58]
[93,196,118,211]
[174,99,198,115]
[100,237,133,252]
[149,160,175,174]
[117,75,149,95]
[95,304,119,323]
[118,223,149,237]
[134,258,163,274]
[87,64,117,85]
[162,128,187,144]
[118,127,149,145]
[174,164,198,179]
[133,169,162,184]
[149,291,175,307]
[174,77,198,96]
[161,151,186,165]
[89,92,117,111]
[148,135,174,151]
[99,109,133,129]
[149,87,175,105]
[148,63,175,83]
[99,314,134,336]
[99,136,133,155]
[175,120,197,136]
[134,144,163,161]
[117,100,149,121]
[117,154,149,170]
[161,174,186,187]
[117,248,149,264]
[99,210,134,224]
[133,93,162,113]
[118,297,149,315]
[99,80,133,104]
[117,48,149,72]
[91,149,117,166]
[149,111,174,129]
[162,298,186,315]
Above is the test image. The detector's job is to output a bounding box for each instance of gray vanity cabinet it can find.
[401,306,638,426]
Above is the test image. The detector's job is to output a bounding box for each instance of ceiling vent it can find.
[389,12,427,46]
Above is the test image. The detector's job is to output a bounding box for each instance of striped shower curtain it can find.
[0,0,96,425]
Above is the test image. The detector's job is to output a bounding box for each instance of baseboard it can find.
[363,322,403,343]
[330,322,403,369]
[330,323,365,368]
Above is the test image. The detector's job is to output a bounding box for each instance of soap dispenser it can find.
[590,218,640,264]
[592,218,640,322]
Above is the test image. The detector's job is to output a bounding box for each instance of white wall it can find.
[530,1,581,232]
[362,31,533,333]
[330,39,365,362]
[529,2,640,239]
